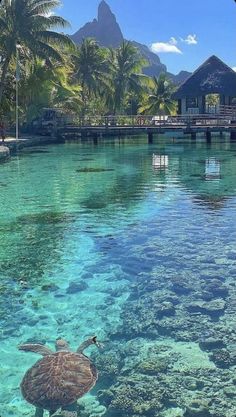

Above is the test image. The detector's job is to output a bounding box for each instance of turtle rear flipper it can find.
[18,343,53,356]
[34,407,44,417]
[49,410,57,417]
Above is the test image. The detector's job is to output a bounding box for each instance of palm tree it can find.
[140,73,176,115]
[108,41,147,114]
[19,60,82,121]
[73,38,109,114]
[0,0,74,104]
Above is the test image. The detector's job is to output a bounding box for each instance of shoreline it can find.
[0,134,60,162]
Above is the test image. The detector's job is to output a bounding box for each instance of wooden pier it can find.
[56,113,236,143]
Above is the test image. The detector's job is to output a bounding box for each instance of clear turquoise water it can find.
[1,135,236,417]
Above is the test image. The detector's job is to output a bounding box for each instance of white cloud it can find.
[151,41,182,54]
[169,37,178,45]
[233,67,236,72]
[181,34,198,45]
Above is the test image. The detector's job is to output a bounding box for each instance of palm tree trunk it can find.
[0,54,11,105]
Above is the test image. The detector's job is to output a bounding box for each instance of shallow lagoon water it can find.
[1,135,236,417]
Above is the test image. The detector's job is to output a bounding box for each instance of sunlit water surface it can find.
[0,135,236,417]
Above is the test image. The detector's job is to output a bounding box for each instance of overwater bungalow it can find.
[173,55,236,115]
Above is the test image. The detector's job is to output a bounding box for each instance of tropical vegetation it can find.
[139,74,176,115]
[0,0,177,128]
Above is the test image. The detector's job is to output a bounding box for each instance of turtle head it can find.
[55,338,70,352]
[91,336,103,349]
[77,336,104,354]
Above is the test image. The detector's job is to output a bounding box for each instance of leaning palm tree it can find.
[0,0,74,104]
[140,73,177,115]
[108,41,147,114]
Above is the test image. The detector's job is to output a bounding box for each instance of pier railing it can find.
[65,114,233,129]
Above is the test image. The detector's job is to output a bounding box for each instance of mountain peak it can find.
[97,0,120,30]
[71,1,123,47]
[71,2,190,82]
[98,0,111,16]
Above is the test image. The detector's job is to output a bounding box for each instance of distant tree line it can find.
[0,0,177,125]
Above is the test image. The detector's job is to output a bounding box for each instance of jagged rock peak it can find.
[98,0,113,21]
[71,1,123,47]
[70,2,190,82]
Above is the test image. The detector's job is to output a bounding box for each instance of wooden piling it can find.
[148,132,153,144]
[93,133,98,145]
[230,130,236,141]
[206,129,211,143]
[191,131,196,141]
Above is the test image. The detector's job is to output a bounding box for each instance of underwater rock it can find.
[41,283,59,292]
[22,148,50,154]
[136,357,169,375]
[203,280,228,298]
[227,251,236,260]
[171,278,192,295]
[17,211,73,225]
[209,349,232,368]
[79,397,106,417]
[223,385,235,397]
[76,167,114,173]
[0,145,10,162]
[186,299,226,317]
[160,408,184,417]
[66,280,88,294]
[183,377,203,391]
[156,302,175,318]
[200,291,213,301]
[184,398,211,417]
[81,195,108,209]
[26,318,39,327]
[93,351,124,384]
[97,389,115,407]
[199,337,225,351]
[105,380,164,416]
[24,338,46,345]
[2,327,21,337]
[225,344,236,364]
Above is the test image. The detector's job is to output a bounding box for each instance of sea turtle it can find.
[18,336,101,417]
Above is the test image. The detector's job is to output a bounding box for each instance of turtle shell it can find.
[20,351,97,411]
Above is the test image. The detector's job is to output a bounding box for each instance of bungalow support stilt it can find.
[230,131,236,141]
[206,129,211,143]
[93,133,98,145]
[191,131,196,141]
[148,132,153,144]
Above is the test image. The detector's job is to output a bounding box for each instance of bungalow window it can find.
[186,97,198,108]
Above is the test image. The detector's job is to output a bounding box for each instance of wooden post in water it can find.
[191,131,196,141]
[206,129,211,143]
[230,130,236,141]
[81,129,87,140]
[93,133,98,145]
[148,132,153,144]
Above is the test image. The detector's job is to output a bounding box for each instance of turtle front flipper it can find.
[18,343,53,356]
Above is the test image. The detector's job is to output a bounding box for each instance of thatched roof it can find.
[173,55,236,99]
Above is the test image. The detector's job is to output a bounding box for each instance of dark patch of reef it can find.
[76,167,115,173]
[88,256,236,417]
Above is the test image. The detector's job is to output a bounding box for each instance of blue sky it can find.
[57,0,236,75]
